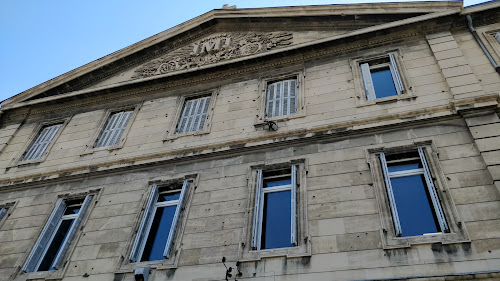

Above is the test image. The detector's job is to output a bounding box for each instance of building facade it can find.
[0,1,499,280]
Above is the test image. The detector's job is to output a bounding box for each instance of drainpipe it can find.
[466,14,500,75]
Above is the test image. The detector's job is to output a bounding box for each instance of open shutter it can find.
[24,124,61,161]
[0,208,7,221]
[163,180,189,258]
[130,185,159,262]
[23,199,66,272]
[360,63,376,100]
[52,195,93,270]
[290,165,298,246]
[251,170,264,249]
[418,148,449,233]
[266,83,275,118]
[108,111,133,146]
[379,153,403,237]
[389,53,404,95]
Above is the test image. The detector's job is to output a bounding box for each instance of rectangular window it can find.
[130,180,189,262]
[23,195,93,272]
[252,165,297,250]
[360,53,404,100]
[22,124,62,161]
[95,110,133,148]
[265,79,297,118]
[379,148,449,237]
[176,95,211,134]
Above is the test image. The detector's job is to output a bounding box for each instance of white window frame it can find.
[241,160,310,261]
[83,104,141,154]
[11,118,70,166]
[255,71,306,126]
[121,176,195,271]
[367,142,469,249]
[22,194,94,273]
[164,90,218,140]
[351,50,412,107]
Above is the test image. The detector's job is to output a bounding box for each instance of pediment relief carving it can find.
[132,32,293,79]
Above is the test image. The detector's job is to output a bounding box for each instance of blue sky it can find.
[0,0,489,102]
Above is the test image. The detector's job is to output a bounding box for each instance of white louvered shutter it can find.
[0,208,7,221]
[251,170,263,249]
[163,180,189,258]
[290,165,298,246]
[360,63,376,100]
[418,148,449,233]
[52,195,93,269]
[265,80,297,118]
[95,111,133,148]
[23,199,66,272]
[389,53,404,95]
[130,185,159,262]
[23,124,62,161]
[379,153,403,237]
[176,96,211,134]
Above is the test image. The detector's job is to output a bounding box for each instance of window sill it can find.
[19,269,65,281]
[254,113,306,130]
[163,130,210,141]
[80,144,124,156]
[116,259,178,274]
[382,231,471,249]
[356,92,414,108]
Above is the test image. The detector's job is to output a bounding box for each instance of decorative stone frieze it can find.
[132,32,293,79]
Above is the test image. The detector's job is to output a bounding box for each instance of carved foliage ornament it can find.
[133,32,293,79]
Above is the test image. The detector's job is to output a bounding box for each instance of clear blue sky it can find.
[0,0,488,102]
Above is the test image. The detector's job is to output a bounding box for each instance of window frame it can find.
[21,190,98,279]
[483,29,500,59]
[11,118,70,166]
[0,201,15,230]
[255,71,306,127]
[366,142,469,249]
[164,90,218,141]
[118,175,196,272]
[351,50,413,107]
[83,103,142,154]
[241,160,310,261]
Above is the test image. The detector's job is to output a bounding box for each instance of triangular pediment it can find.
[2,1,465,108]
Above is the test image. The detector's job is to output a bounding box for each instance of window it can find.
[0,207,7,222]
[379,148,448,237]
[129,180,190,263]
[360,53,404,100]
[23,195,93,272]
[22,123,62,161]
[265,79,297,118]
[252,166,297,250]
[368,143,469,248]
[95,110,133,148]
[176,95,211,134]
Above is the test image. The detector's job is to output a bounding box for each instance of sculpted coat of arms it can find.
[133,32,293,79]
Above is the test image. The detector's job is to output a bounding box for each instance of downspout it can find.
[466,14,500,75]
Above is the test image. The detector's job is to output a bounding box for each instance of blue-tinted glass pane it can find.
[264,179,291,188]
[371,67,397,98]
[38,219,74,271]
[261,190,292,249]
[158,192,180,202]
[141,205,177,261]
[391,175,439,237]
[387,162,422,173]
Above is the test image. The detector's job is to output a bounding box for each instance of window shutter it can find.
[164,180,189,258]
[389,53,404,95]
[379,153,403,237]
[418,148,449,233]
[52,195,93,269]
[0,208,6,221]
[495,32,500,43]
[266,83,275,118]
[177,96,211,134]
[251,170,264,249]
[290,165,298,246]
[289,79,297,114]
[96,111,133,148]
[130,185,159,262]
[23,124,61,161]
[360,63,376,100]
[23,199,66,272]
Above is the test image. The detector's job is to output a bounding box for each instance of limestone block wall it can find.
[0,119,499,281]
